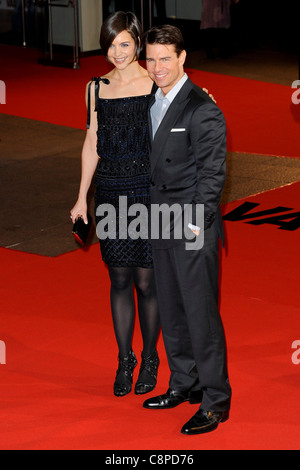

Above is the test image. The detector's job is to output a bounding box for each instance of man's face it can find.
[146,43,186,95]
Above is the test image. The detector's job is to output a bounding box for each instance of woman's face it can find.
[107,30,137,69]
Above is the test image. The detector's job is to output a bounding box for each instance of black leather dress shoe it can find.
[143,388,202,409]
[181,409,229,435]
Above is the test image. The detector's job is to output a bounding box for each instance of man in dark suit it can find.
[142,25,232,435]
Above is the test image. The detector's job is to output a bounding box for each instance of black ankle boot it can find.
[114,349,137,397]
[135,350,159,395]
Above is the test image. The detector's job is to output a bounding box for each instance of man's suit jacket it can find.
[148,78,227,249]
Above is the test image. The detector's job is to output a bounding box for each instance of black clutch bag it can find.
[72,213,92,246]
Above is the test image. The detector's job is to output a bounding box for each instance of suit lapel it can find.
[148,82,158,147]
[150,79,194,174]
[148,94,156,147]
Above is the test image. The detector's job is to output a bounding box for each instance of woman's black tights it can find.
[108,266,160,357]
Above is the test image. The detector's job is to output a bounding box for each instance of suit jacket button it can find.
[166,158,171,163]
[151,180,155,186]
[162,185,167,190]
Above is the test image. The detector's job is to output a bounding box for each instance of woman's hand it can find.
[70,199,88,224]
[202,88,216,104]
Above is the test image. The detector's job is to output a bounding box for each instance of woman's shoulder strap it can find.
[86,77,110,129]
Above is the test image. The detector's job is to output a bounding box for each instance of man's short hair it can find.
[143,24,185,57]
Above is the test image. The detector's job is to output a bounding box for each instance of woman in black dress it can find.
[71,12,160,397]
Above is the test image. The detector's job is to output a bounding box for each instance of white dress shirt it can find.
[150,73,200,233]
[150,73,188,138]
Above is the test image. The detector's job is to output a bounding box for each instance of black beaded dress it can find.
[88,78,156,268]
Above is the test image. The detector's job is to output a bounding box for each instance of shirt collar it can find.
[155,73,188,104]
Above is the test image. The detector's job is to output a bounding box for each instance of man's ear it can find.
[179,50,187,66]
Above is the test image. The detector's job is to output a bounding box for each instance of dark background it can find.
[0,0,298,55]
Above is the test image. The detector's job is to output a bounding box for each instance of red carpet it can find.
[1,182,300,450]
[1,44,300,158]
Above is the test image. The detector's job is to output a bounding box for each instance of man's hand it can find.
[188,223,200,236]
